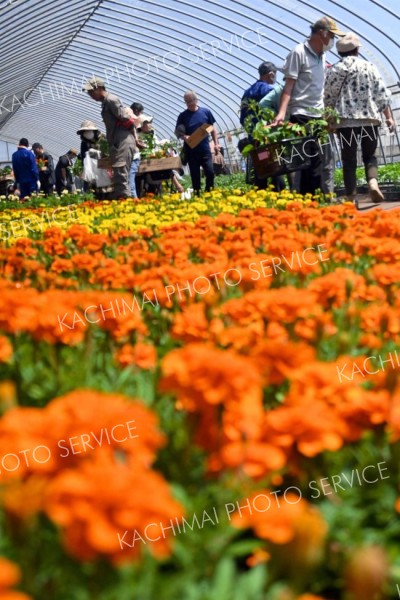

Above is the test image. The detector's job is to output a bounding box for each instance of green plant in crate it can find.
[0,166,12,178]
[71,157,83,177]
[99,136,110,157]
[241,101,306,157]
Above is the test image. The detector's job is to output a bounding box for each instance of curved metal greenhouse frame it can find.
[0,0,399,156]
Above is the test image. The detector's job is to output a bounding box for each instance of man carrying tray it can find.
[175,90,220,196]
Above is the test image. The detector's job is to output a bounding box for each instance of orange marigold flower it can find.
[44,458,184,563]
[171,303,211,343]
[2,477,48,519]
[115,342,157,370]
[387,385,400,442]
[0,390,182,564]
[0,557,31,599]
[297,596,327,600]
[0,390,164,481]
[161,343,264,441]
[214,439,287,479]
[0,558,20,589]
[267,399,346,458]
[0,381,17,411]
[0,336,12,362]
[246,548,270,567]
[250,340,316,386]
[232,492,326,549]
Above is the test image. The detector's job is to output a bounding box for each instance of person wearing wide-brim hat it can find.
[76,120,102,162]
[77,120,101,136]
[76,120,104,192]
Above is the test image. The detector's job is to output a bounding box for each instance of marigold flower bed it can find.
[0,190,399,600]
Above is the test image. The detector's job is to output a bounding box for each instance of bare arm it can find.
[383,105,395,132]
[211,127,220,153]
[272,78,296,125]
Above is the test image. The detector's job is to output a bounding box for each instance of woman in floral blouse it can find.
[325,32,394,203]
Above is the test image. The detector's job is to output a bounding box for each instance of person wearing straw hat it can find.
[55,149,78,195]
[76,120,102,163]
[325,32,394,204]
[77,120,103,192]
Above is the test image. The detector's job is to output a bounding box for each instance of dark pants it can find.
[246,143,286,191]
[56,182,72,195]
[39,175,54,195]
[188,151,214,194]
[19,180,38,198]
[337,126,379,196]
[290,114,322,195]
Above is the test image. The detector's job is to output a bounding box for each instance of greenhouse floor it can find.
[356,194,400,211]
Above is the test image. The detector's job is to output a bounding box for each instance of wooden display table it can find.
[137,156,181,174]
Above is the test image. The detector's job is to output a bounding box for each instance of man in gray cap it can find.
[273,16,345,195]
[82,76,137,199]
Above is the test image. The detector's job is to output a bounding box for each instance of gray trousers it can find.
[110,137,135,199]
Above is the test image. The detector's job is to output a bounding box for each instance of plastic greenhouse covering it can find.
[0,0,399,157]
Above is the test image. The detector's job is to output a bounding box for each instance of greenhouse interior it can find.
[0,0,400,599]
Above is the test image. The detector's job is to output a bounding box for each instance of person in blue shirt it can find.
[259,81,285,113]
[12,138,39,199]
[240,62,278,126]
[175,90,220,195]
[240,62,286,191]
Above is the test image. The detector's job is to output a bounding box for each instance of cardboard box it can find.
[137,156,182,174]
[186,124,214,149]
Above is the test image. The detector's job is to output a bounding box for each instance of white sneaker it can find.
[368,178,384,203]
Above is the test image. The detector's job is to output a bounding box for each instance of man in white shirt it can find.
[274,16,345,195]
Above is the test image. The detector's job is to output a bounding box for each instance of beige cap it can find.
[139,114,154,126]
[337,32,362,52]
[82,76,106,91]
[312,16,346,36]
[77,120,100,134]
[68,148,79,156]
